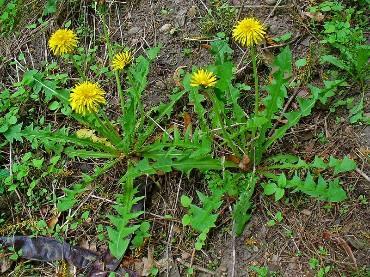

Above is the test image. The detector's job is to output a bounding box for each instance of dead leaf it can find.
[301,209,312,216]
[187,6,197,17]
[173,66,187,89]
[47,213,60,229]
[142,246,154,276]
[303,11,325,22]
[239,155,251,171]
[0,255,13,274]
[297,88,310,98]
[226,154,240,165]
[183,112,192,135]
[200,44,211,50]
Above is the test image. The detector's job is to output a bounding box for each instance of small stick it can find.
[176,258,216,275]
[264,0,284,24]
[268,88,300,137]
[233,5,291,9]
[355,168,370,182]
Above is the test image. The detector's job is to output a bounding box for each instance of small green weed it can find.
[200,0,237,35]
[0,0,20,35]
[309,0,369,124]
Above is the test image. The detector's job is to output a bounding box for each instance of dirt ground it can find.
[0,0,369,276]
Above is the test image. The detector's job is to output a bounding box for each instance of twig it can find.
[332,236,357,269]
[166,173,183,276]
[268,88,300,137]
[233,5,292,9]
[355,168,370,182]
[264,0,284,24]
[90,194,118,204]
[147,115,173,140]
[230,206,236,277]
[176,258,216,275]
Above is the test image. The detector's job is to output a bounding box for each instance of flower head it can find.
[232,18,266,47]
[48,29,78,56]
[112,51,132,71]
[69,81,106,115]
[190,69,217,88]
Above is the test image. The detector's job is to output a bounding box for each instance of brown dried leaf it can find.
[47,213,60,229]
[303,11,325,22]
[226,155,240,165]
[173,66,187,89]
[0,255,13,274]
[238,155,251,171]
[141,246,154,276]
[183,112,192,134]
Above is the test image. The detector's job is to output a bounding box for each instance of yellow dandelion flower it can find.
[112,51,132,71]
[69,81,106,115]
[48,29,78,56]
[190,69,217,88]
[232,17,266,47]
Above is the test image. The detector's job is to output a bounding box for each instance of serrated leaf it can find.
[4,123,23,142]
[320,55,349,71]
[233,175,256,235]
[329,156,356,175]
[312,156,327,169]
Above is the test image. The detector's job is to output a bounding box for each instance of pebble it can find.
[265,0,278,4]
[301,209,312,216]
[266,0,285,4]
[159,23,172,33]
[271,254,279,263]
[269,24,280,35]
[175,8,188,27]
[218,266,227,272]
[154,80,166,90]
[127,26,141,35]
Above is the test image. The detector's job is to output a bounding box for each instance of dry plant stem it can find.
[176,258,216,275]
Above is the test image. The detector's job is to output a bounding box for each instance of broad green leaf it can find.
[263,183,277,196]
[274,188,285,201]
[295,58,307,68]
[181,195,192,207]
[273,32,292,43]
[48,100,60,111]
